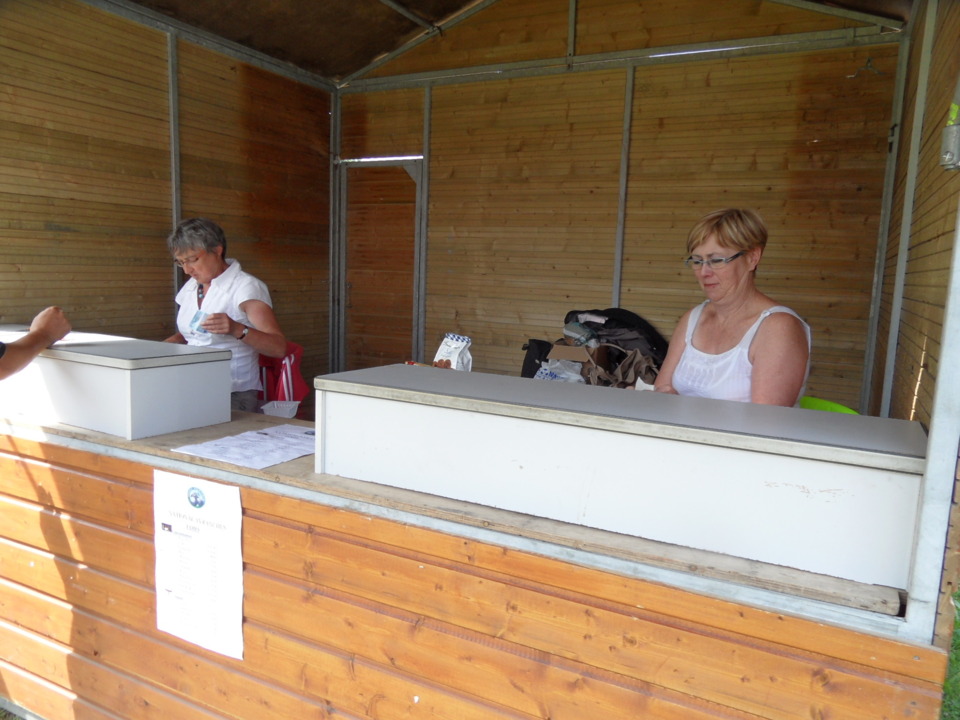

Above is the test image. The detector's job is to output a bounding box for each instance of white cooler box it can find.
[0,329,232,440]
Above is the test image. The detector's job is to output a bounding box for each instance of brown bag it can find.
[582,343,658,388]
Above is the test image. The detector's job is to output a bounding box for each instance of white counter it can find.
[0,329,231,439]
[315,364,927,588]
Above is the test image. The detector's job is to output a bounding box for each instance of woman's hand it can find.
[197,304,287,358]
[199,312,237,336]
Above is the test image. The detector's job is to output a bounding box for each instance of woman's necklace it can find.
[197,283,206,307]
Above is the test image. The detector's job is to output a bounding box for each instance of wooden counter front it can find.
[315,364,926,589]
[0,412,947,720]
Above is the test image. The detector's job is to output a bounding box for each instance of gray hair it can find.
[167,218,227,258]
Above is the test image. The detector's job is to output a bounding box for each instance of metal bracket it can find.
[942,123,960,170]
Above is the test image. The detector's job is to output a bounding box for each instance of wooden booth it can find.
[2,0,960,718]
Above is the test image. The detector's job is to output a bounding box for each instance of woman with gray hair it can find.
[164,218,287,412]
[654,208,810,406]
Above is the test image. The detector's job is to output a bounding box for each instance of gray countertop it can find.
[0,328,232,369]
[315,364,928,469]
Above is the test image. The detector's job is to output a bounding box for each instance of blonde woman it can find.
[655,208,810,406]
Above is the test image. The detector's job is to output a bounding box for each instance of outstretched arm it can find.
[0,307,71,381]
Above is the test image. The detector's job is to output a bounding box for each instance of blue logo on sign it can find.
[187,487,206,508]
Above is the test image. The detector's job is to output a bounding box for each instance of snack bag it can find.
[534,358,585,383]
[433,333,473,371]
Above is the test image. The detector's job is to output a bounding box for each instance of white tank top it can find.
[672,301,811,403]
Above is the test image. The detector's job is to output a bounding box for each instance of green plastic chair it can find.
[799,396,859,414]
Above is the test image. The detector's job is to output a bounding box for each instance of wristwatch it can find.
[238,326,250,341]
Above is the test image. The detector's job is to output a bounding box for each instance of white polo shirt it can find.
[175,258,272,393]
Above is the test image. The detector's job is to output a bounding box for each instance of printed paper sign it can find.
[153,470,243,659]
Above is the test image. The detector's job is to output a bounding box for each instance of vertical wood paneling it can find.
[0,436,949,719]
[0,0,172,337]
[428,71,625,373]
[177,42,332,395]
[622,46,898,409]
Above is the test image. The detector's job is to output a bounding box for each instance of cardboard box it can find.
[547,342,609,379]
[547,342,592,363]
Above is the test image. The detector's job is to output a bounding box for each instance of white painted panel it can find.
[128,363,231,438]
[0,331,231,439]
[318,391,918,587]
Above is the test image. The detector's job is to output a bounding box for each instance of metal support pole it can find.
[167,32,184,304]
[414,87,432,362]
[905,193,960,642]
[329,95,345,372]
[880,0,938,416]
[612,68,634,308]
[860,30,910,412]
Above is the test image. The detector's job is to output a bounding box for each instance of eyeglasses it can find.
[684,250,745,270]
[174,251,206,268]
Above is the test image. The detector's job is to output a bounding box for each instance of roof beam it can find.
[378,0,436,30]
[340,24,900,92]
[76,0,336,91]
[343,0,501,84]
[767,0,905,30]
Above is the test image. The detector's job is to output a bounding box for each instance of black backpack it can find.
[563,308,668,367]
[519,338,555,378]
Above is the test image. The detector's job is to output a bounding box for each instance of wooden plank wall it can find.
[874,0,960,648]
[367,0,862,79]
[358,0,896,404]
[177,42,332,394]
[574,0,866,51]
[345,165,417,368]
[340,90,424,368]
[883,0,960,429]
[0,0,171,337]
[341,88,424,159]
[0,0,331,406]
[428,71,623,371]
[367,0,569,78]
[622,45,897,409]
[0,436,949,719]
[867,0,930,418]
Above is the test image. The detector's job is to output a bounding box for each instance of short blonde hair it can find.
[686,208,768,255]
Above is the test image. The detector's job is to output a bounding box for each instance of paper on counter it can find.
[172,423,315,470]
